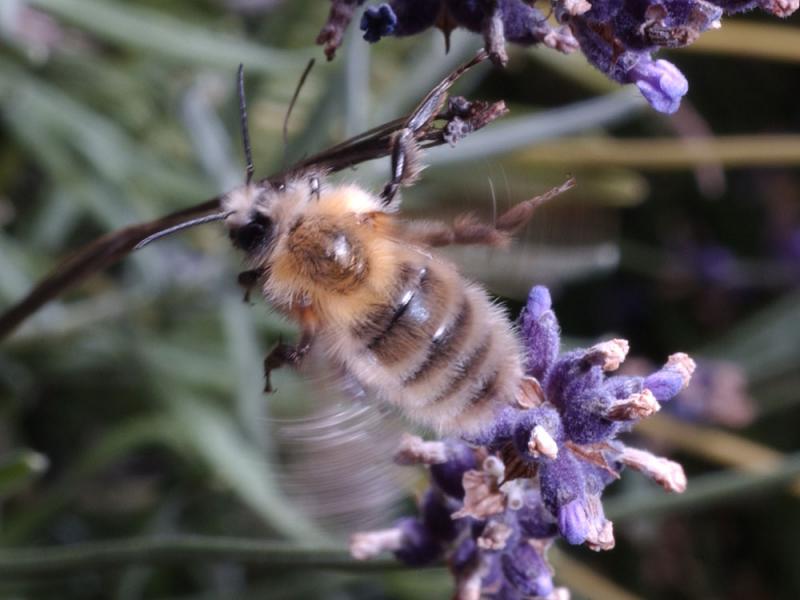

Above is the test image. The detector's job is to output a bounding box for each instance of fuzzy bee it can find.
[0,51,572,441]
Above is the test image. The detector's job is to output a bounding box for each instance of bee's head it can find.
[222,174,322,255]
[222,181,282,255]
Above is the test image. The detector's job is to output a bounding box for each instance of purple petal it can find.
[538,450,585,516]
[451,536,479,575]
[544,350,603,412]
[360,4,397,42]
[519,285,561,380]
[515,490,559,538]
[421,489,463,542]
[393,517,442,566]
[501,540,554,597]
[558,498,591,545]
[430,441,478,499]
[628,57,688,114]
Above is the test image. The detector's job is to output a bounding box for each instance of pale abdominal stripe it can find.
[343,258,523,435]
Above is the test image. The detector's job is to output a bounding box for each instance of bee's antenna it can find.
[238,64,255,185]
[283,58,316,159]
[134,212,231,250]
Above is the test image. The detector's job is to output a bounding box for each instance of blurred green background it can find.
[0,1,799,598]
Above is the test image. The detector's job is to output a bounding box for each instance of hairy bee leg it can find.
[493,177,576,234]
[399,218,509,248]
[380,129,420,206]
[398,178,577,248]
[263,332,314,393]
[237,269,263,303]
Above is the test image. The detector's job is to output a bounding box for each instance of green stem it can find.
[0,535,407,578]
[8,456,800,578]
[25,0,303,73]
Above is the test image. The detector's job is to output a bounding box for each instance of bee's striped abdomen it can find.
[343,256,523,435]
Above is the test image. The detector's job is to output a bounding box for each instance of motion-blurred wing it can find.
[269,350,414,536]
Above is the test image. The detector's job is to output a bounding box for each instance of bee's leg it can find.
[399,218,509,248]
[263,331,314,393]
[398,178,576,247]
[380,52,494,207]
[237,269,263,303]
[380,129,420,207]
[263,305,317,393]
[492,177,576,235]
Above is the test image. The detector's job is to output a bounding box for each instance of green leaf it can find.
[26,0,305,74]
[0,450,49,499]
[426,89,647,166]
[0,534,405,578]
[164,393,328,542]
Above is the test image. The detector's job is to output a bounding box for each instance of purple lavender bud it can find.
[538,450,585,517]
[607,0,722,50]
[544,349,604,412]
[501,540,554,597]
[545,351,622,443]
[393,517,443,566]
[519,285,561,380]
[421,489,463,542]
[466,407,516,448]
[644,368,685,402]
[515,490,559,538]
[481,552,504,588]
[446,0,554,44]
[430,440,478,499]
[495,584,524,600]
[604,374,644,399]
[497,0,552,45]
[361,0,444,41]
[627,56,688,114]
[450,536,479,575]
[558,498,591,545]
[644,353,696,402]
[570,19,642,83]
[586,0,624,21]
[360,4,397,41]
[561,389,620,443]
[512,406,563,461]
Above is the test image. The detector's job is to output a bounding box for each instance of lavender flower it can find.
[674,360,755,427]
[351,284,695,598]
[317,0,796,113]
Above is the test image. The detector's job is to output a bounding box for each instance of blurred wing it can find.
[269,349,414,536]
[276,50,495,178]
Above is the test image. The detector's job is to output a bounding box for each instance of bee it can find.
[218,158,572,438]
[0,51,573,439]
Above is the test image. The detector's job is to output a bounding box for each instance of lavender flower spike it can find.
[350,284,693,597]
[628,57,689,115]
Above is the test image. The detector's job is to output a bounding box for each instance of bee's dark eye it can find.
[230,213,273,253]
